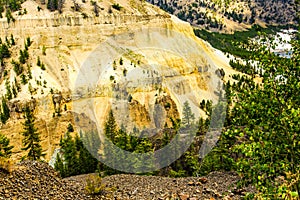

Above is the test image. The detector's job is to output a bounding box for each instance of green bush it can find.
[85,174,107,195]
[112,3,122,11]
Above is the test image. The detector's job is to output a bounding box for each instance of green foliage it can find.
[20,74,27,85]
[56,132,78,177]
[12,60,23,75]
[37,56,41,66]
[123,68,127,76]
[67,123,74,132]
[37,56,46,70]
[21,106,44,161]
[104,110,118,143]
[54,128,98,178]
[7,0,21,11]
[193,25,278,59]
[5,9,15,23]
[0,43,10,60]
[85,174,114,196]
[26,37,31,47]
[0,133,13,158]
[199,99,212,116]
[19,49,29,64]
[5,81,12,100]
[203,26,300,197]
[182,101,195,126]
[42,45,46,55]
[27,64,32,79]
[54,153,65,177]
[40,63,46,70]
[102,109,201,177]
[112,3,122,11]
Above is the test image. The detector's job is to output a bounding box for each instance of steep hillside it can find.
[147,0,299,32]
[0,0,234,162]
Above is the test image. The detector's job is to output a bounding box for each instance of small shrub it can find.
[85,174,112,195]
[37,56,41,66]
[112,3,122,11]
[40,63,46,70]
[123,68,127,76]
[42,46,46,55]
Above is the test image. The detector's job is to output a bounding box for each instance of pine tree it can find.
[21,106,44,160]
[182,101,195,126]
[75,135,98,174]
[1,97,10,124]
[104,110,118,143]
[5,81,12,100]
[54,153,65,177]
[0,133,13,158]
[59,131,78,177]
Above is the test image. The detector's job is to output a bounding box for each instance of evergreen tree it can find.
[5,81,12,100]
[55,129,99,178]
[54,153,65,176]
[21,106,44,160]
[182,101,195,126]
[104,110,118,143]
[75,135,98,174]
[12,85,17,98]
[1,97,10,124]
[59,131,78,177]
[0,43,10,59]
[0,133,13,158]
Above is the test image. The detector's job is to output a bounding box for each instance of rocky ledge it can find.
[0,161,254,199]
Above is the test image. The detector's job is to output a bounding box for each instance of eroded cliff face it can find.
[0,0,234,161]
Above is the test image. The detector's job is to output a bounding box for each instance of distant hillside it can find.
[147,0,299,32]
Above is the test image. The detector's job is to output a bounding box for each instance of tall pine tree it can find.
[0,96,10,124]
[21,106,44,160]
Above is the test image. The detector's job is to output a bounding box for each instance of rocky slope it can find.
[147,0,299,32]
[0,160,255,199]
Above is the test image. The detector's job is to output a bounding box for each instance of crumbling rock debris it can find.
[0,161,255,199]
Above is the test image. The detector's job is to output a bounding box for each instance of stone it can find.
[199,177,208,183]
[188,181,195,186]
[179,193,189,200]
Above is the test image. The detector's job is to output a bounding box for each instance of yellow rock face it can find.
[0,0,233,162]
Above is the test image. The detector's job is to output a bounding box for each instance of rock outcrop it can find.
[0,0,234,162]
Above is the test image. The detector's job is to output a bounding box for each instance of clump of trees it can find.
[200,26,300,198]
[54,124,98,178]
